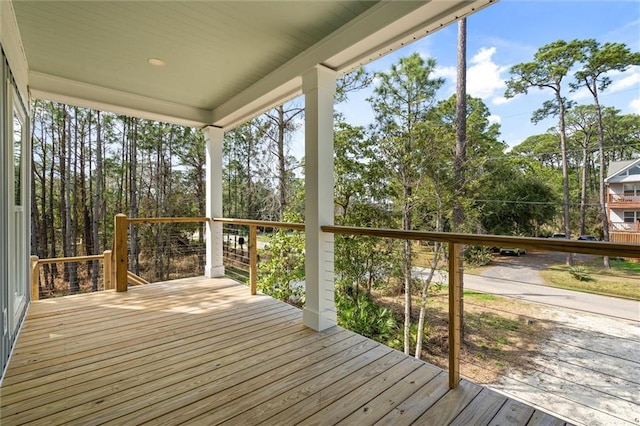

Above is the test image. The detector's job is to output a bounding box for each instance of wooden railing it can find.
[113,215,304,294]
[608,193,640,204]
[322,225,640,388]
[213,218,305,295]
[30,251,114,300]
[113,214,209,292]
[610,221,640,232]
[110,215,640,390]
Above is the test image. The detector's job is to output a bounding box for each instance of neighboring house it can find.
[605,159,640,243]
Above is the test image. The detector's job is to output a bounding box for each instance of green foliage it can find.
[464,291,498,301]
[463,245,493,266]
[568,265,591,281]
[257,212,306,306]
[610,259,640,273]
[336,293,396,342]
[388,322,426,352]
[474,155,558,236]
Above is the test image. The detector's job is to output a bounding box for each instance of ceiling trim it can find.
[22,0,497,130]
[325,0,497,72]
[210,77,303,131]
[210,0,424,128]
[212,0,496,129]
[29,71,211,128]
[1,1,29,102]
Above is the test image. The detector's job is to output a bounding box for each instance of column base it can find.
[204,265,225,278]
[303,307,337,331]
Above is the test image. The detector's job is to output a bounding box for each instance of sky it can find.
[331,0,640,150]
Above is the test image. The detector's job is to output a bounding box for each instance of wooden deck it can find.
[0,277,569,425]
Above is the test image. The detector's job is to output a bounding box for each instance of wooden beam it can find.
[30,256,39,301]
[322,224,640,258]
[114,214,128,292]
[249,225,258,295]
[127,271,149,286]
[127,217,208,224]
[213,217,305,231]
[36,254,104,265]
[448,243,461,389]
[103,250,112,290]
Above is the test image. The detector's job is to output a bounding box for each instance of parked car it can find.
[550,233,567,239]
[499,247,526,256]
[577,235,598,241]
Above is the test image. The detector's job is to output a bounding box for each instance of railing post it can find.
[103,250,112,290]
[448,242,461,389]
[114,214,128,292]
[249,225,257,295]
[30,255,39,301]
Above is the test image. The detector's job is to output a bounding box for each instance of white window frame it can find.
[7,82,27,331]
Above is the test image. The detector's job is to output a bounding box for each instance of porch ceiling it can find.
[12,0,495,129]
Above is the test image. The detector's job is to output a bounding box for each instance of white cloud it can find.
[492,96,514,105]
[630,98,640,114]
[571,66,640,101]
[467,47,510,100]
[488,114,502,125]
[433,65,456,82]
[570,86,591,102]
[608,67,640,93]
[433,46,510,103]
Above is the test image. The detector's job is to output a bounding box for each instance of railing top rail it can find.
[124,216,640,257]
[322,225,640,258]
[213,217,305,231]
[127,217,208,224]
[36,254,106,265]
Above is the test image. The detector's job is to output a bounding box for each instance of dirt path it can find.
[474,252,640,425]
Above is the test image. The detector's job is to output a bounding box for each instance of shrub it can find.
[464,245,493,266]
[569,265,591,281]
[336,293,396,342]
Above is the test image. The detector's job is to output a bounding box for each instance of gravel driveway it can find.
[475,252,640,425]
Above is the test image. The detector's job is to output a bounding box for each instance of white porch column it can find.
[204,126,225,278]
[302,65,337,331]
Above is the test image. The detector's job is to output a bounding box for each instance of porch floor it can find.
[1,277,568,425]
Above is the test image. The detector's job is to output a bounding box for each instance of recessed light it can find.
[147,58,166,67]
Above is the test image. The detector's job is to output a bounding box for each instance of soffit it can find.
[12,0,496,128]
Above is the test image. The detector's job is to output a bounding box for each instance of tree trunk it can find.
[48,106,58,291]
[402,185,412,355]
[246,131,253,219]
[69,108,79,293]
[129,118,139,275]
[415,195,442,359]
[61,107,71,283]
[579,143,589,236]
[557,93,574,265]
[277,105,287,218]
[454,18,467,337]
[594,90,610,267]
[92,111,103,290]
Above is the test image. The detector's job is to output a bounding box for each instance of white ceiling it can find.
[12,0,496,129]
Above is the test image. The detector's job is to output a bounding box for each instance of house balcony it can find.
[5,216,640,425]
[609,222,640,244]
[609,221,640,233]
[607,193,640,207]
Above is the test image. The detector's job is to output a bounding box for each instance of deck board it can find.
[1,276,566,426]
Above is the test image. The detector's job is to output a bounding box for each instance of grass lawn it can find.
[415,241,639,300]
[540,258,640,300]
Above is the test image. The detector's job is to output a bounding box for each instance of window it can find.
[623,211,640,222]
[629,166,640,176]
[623,184,640,197]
